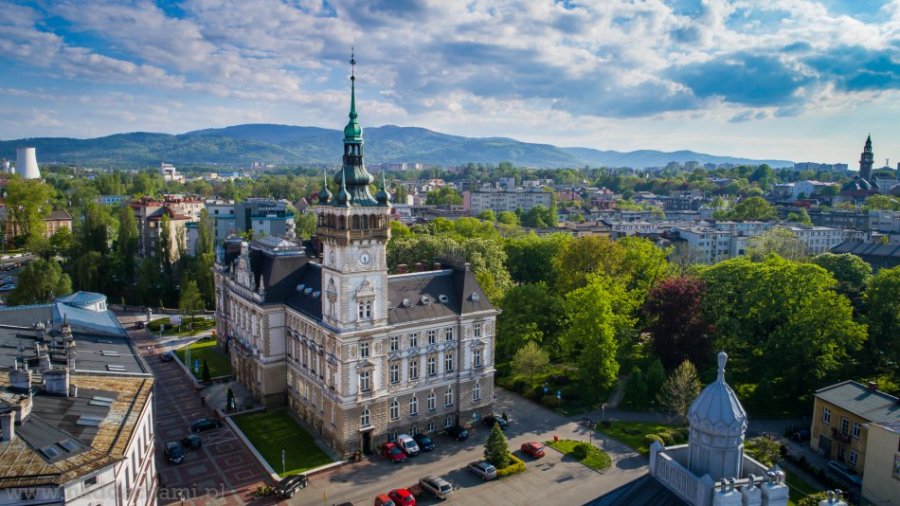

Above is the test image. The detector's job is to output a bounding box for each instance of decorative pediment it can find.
[358,359,375,369]
[356,279,376,299]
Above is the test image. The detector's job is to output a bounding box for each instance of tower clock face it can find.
[359,252,371,265]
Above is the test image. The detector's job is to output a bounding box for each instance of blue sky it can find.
[1,0,899,166]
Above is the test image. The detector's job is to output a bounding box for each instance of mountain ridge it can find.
[1,123,793,169]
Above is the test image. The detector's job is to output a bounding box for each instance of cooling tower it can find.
[1,159,9,174]
[15,147,41,179]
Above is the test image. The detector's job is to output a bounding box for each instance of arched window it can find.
[444,386,453,407]
[360,408,370,428]
[427,392,436,411]
[409,396,418,415]
[390,399,399,420]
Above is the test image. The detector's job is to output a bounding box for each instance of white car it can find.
[396,433,420,456]
[419,476,453,499]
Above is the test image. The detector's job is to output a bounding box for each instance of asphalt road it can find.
[290,389,648,506]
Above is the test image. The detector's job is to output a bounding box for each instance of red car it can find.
[381,442,407,463]
[387,488,415,506]
[374,494,396,506]
[521,441,546,459]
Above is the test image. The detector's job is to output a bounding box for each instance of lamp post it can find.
[281,449,286,476]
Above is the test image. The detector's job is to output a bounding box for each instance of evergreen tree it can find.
[622,367,648,409]
[657,360,701,422]
[484,422,510,468]
[645,359,666,404]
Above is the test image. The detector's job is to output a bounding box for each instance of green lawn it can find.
[783,467,822,506]
[175,339,232,379]
[234,410,334,477]
[150,317,215,337]
[597,421,681,456]
[546,439,612,471]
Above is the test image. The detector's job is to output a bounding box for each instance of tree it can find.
[504,233,570,285]
[622,367,648,409]
[863,266,900,383]
[179,279,205,329]
[497,211,519,226]
[785,208,812,225]
[484,421,510,468]
[49,227,74,258]
[393,183,408,204]
[553,236,626,293]
[725,196,777,221]
[5,178,54,245]
[520,204,557,228]
[700,257,866,410]
[643,276,713,372]
[813,253,871,299]
[389,221,413,240]
[478,209,496,222]
[562,274,635,402]
[8,258,72,305]
[645,359,666,403]
[512,341,549,384]
[425,187,462,205]
[657,360,701,422]
[863,194,899,211]
[114,204,139,292]
[747,227,808,262]
[497,282,564,359]
[618,236,672,295]
[295,211,317,240]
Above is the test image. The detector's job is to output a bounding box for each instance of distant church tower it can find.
[315,52,393,331]
[859,134,874,181]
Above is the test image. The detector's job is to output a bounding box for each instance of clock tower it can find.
[315,53,392,331]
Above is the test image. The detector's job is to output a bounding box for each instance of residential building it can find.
[870,210,900,234]
[130,195,204,260]
[810,381,900,475]
[589,352,790,506]
[205,199,237,243]
[96,195,127,206]
[233,198,295,240]
[860,421,900,506]
[781,225,845,255]
[810,210,871,231]
[214,68,497,457]
[462,186,553,215]
[43,210,72,238]
[0,292,156,505]
[160,162,184,183]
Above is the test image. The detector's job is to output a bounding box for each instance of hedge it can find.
[496,453,526,478]
[644,434,664,447]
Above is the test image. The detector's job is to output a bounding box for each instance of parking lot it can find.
[127,322,276,505]
[290,389,649,506]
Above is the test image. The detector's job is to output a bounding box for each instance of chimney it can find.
[867,381,877,393]
[9,365,32,393]
[396,263,408,274]
[43,368,70,396]
[433,262,442,270]
[415,262,424,272]
[1,411,15,442]
[38,353,51,373]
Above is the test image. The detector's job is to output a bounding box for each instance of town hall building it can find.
[213,58,498,457]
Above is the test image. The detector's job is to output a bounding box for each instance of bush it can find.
[572,442,592,460]
[668,430,684,444]
[541,395,561,408]
[549,374,571,385]
[658,431,676,446]
[644,434,664,447]
[559,384,581,401]
[496,453,526,477]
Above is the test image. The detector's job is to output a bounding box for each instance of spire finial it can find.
[350,47,356,81]
[347,49,358,123]
[717,351,728,382]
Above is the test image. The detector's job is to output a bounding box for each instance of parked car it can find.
[521,441,545,459]
[482,415,508,430]
[446,425,469,441]
[381,442,407,463]
[373,495,395,506]
[273,474,308,498]
[387,488,416,506]
[165,441,184,464]
[789,429,810,442]
[467,460,497,481]
[181,434,202,449]
[418,476,453,499]
[190,418,221,433]
[0,284,16,292]
[412,433,435,452]
[159,351,175,362]
[826,461,862,488]
[396,434,420,456]
[134,321,147,329]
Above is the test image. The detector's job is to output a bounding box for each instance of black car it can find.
[165,441,185,464]
[273,474,308,499]
[134,321,147,329]
[159,352,175,362]
[191,418,221,433]
[446,425,469,441]
[181,434,202,449]
[482,415,508,430]
[413,433,435,451]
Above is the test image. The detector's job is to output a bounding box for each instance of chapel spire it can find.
[334,50,376,205]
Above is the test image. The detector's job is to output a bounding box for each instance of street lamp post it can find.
[281,449,286,476]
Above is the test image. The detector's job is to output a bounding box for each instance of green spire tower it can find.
[334,49,376,205]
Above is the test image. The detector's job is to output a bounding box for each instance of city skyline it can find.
[1,0,899,166]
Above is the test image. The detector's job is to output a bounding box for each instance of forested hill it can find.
[1,124,793,169]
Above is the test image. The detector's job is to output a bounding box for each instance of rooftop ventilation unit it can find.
[438,295,449,304]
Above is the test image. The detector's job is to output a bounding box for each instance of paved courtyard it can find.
[289,389,649,506]
[124,316,276,505]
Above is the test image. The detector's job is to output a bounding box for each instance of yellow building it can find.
[861,421,900,506]
[810,380,900,475]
